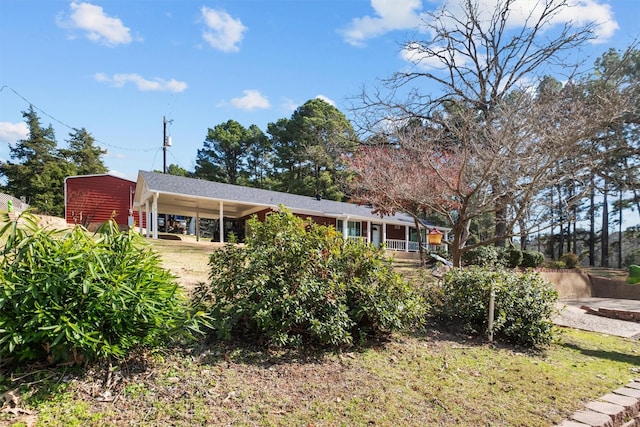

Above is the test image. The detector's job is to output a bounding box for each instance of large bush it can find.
[521,250,545,268]
[430,266,558,347]
[0,213,203,364]
[461,246,501,267]
[560,253,579,269]
[193,207,426,348]
[500,247,523,269]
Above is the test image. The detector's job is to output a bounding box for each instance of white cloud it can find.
[557,0,618,43]
[94,73,187,92]
[200,7,247,53]
[0,121,29,144]
[400,0,618,70]
[399,41,456,69]
[281,98,298,113]
[57,2,132,46]
[341,0,425,46]
[316,94,336,107]
[438,0,617,44]
[230,90,270,111]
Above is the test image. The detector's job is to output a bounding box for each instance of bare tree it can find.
[349,0,633,266]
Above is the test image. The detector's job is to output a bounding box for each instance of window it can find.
[336,220,361,237]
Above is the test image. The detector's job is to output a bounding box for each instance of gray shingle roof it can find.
[138,170,423,226]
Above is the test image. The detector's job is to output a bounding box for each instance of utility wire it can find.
[0,85,159,152]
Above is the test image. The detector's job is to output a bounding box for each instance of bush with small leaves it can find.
[461,246,501,267]
[560,253,579,269]
[0,212,206,364]
[521,251,545,268]
[430,266,558,347]
[193,207,426,348]
[500,247,523,268]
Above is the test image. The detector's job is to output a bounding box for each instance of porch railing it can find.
[347,236,368,243]
[385,240,444,252]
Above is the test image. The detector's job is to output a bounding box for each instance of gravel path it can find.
[554,299,640,339]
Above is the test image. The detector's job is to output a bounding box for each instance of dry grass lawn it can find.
[2,232,639,427]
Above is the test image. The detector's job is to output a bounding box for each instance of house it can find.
[132,170,448,252]
[64,174,139,231]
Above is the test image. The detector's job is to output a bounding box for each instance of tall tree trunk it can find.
[549,188,556,260]
[451,218,471,267]
[601,182,610,268]
[519,215,527,251]
[495,202,507,248]
[572,206,578,256]
[618,190,623,269]
[413,216,426,266]
[557,186,564,259]
[589,178,596,266]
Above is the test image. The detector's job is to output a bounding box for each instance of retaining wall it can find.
[538,270,640,301]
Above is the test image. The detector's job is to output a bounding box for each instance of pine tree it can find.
[0,106,73,216]
[60,128,108,176]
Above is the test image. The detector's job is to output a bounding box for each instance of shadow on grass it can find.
[560,341,640,366]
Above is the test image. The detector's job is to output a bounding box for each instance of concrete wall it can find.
[538,270,640,300]
[590,276,640,300]
[538,270,592,299]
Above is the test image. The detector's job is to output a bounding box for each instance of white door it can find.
[372,225,381,247]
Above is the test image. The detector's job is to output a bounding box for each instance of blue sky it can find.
[0,0,638,182]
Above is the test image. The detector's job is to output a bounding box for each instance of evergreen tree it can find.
[269,98,358,200]
[245,124,272,188]
[0,106,73,216]
[194,120,251,184]
[60,127,108,176]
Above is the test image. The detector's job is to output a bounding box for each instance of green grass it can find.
[2,328,638,426]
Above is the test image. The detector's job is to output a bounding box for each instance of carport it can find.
[132,170,450,250]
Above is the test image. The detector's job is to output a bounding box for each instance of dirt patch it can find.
[34,215,69,230]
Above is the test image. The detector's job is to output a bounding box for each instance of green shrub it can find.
[430,266,558,347]
[544,260,566,269]
[521,251,545,268]
[193,207,426,348]
[461,246,501,267]
[0,212,204,364]
[560,253,579,269]
[500,247,523,268]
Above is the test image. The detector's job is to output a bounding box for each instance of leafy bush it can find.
[521,251,545,268]
[430,266,558,347]
[193,207,426,348]
[461,246,501,267]
[500,247,523,268]
[462,246,524,268]
[0,212,204,364]
[560,253,579,269]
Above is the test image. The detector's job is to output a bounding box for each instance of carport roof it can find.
[133,170,431,227]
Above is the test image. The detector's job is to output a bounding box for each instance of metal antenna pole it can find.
[163,116,167,174]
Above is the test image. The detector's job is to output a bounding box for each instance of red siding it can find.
[65,175,136,230]
[385,224,406,240]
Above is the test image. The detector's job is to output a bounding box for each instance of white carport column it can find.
[145,200,150,238]
[138,206,143,235]
[152,193,159,239]
[367,221,371,243]
[219,201,224,243]
[404,225,409,252]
